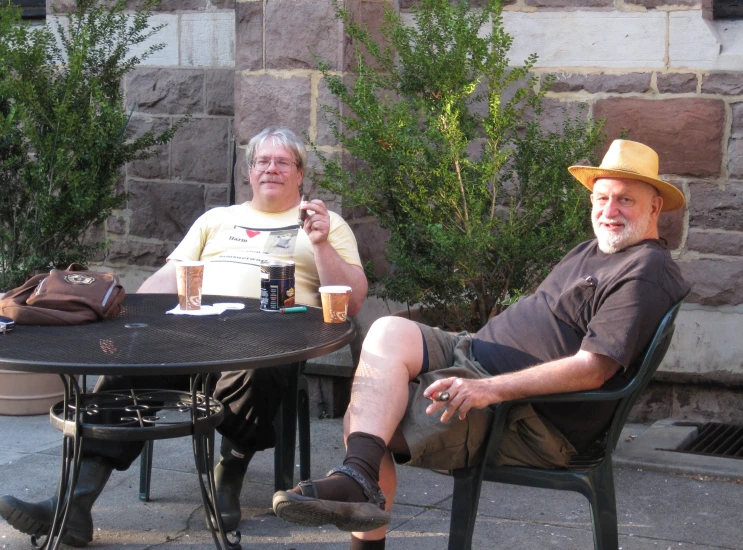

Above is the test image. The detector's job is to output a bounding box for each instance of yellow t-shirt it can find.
[168,203,362,307]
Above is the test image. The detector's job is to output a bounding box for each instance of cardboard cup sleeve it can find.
[176,261,205,311]
[319,285,351,323]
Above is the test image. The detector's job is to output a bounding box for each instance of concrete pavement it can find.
[1,414,741,550]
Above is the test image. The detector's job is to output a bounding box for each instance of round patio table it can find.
[0,294,355,550]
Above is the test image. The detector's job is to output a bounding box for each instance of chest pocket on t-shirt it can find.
[550,275,597,332]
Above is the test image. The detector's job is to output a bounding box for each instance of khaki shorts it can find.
[397,323,577,471]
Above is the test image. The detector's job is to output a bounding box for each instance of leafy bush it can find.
[0,0,183,290]
[312,0,604,331]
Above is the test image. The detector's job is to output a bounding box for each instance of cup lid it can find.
[177,260,205,267]
[319,286,352,293]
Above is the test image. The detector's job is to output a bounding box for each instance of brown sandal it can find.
[272,465,391,532]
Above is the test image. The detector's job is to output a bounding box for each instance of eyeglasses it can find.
[252,157,297,173]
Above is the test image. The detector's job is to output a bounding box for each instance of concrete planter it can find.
[0,291,66,416]
[0,370,65,416]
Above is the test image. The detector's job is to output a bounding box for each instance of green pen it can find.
[280,306,307,313]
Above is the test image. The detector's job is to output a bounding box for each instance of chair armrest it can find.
[489,387,629,409]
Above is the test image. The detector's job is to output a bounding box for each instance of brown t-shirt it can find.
[472,238,690,452]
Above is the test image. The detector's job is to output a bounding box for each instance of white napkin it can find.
[166,303,246,316]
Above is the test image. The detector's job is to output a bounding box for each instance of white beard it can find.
[593,210,652,254]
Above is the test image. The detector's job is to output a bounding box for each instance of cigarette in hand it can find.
[432,390,450,402]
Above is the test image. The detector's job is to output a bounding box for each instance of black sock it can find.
[342,431,387,487]
[350,535,385,549]
[290,431,387,503]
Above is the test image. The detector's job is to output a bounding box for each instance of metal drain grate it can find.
[675,422,743,460]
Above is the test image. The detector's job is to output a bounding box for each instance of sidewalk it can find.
[1,414,741,550]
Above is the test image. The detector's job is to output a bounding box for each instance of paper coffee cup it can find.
[176,261,205,310]
[319,285,351,323]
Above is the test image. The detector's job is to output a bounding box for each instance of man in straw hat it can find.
[270,139,690,550]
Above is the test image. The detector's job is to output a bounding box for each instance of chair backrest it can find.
[604,294,688,452]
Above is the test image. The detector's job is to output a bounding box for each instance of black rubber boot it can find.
[0,456,113,547]
[213,438,255,532]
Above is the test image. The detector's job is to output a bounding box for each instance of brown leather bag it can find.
[0,264,125,325]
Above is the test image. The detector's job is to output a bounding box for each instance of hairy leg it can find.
[273,316,423,533]
[346,316,424,441]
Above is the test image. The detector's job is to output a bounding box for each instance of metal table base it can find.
[37,373,240,550]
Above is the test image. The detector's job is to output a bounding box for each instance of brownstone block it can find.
[105,240,173,267]
[686,230,743,256]
[115,170,127,199]
[172,118,231,184]
[234,148,252,205]
[207,69,235,116]
[235,74,312,146]
[728,138,743,179]
[206,185,230,208]
[526,0,612,6]
[592,98,724,178]
[401,0,517,7]
[472,74,534,119]
[48,0,75,12]
[658,206,685,250]
[679,258,743,306]
[236,0,263,72]
[127,68,205,115]
[689,181,743,231]
[209,0,235,8]
[701,72,743,95]
[126,115,171,180]
[352,220,391,275]
[656,73,697,94]
[342,1,390,73]
[548,74,586,93]
[732,102,743,138]
[265,0,341,70]
[106,215,127,236]
[128,180,206,241]
[81,222,105,245]
[525,99,589,135]
[584,73,650,94]
[624,0,699,7]
[316,78,341,147]
[123,0,205,9]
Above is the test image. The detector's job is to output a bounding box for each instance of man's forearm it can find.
[312,241,368,316]
[486,350,620,404]
[136,261,179,294]
[424,350,621,421]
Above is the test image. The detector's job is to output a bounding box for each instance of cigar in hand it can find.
[432,390,450,402]
[298,195,309,225]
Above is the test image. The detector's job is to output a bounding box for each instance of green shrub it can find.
[0,0,184,291]
[312,0,604,331]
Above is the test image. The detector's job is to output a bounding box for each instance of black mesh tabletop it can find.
[0,295,355,376]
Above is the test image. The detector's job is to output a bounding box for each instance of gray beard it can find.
[593,211,652,254]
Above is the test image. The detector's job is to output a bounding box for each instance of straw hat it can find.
[568,140,685,212]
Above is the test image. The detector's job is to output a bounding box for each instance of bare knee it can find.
[365,316,417,344]
[361,317,424,376]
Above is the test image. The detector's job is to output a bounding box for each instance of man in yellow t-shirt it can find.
[0,127,367,546]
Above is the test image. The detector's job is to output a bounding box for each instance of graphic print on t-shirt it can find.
[209,224,299,266]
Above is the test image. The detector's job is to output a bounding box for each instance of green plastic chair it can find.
[447,294,688,550]
[138,361,311,501]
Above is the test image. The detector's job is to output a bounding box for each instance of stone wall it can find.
[47,0,238,290]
